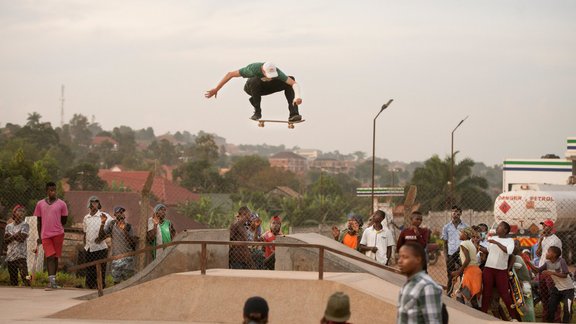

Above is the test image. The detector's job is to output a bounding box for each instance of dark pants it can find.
[548,287,574,323]
[445,253,461,294]
[244,77,299,116]
[86,248,108,289]
[540,273,562,322]
[7,258,29,286]
[481,267,522,321]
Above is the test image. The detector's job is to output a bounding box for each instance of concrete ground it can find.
[1,269,505,324]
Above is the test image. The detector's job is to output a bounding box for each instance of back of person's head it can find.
[239,206,251,214]
[322,292,351,324]
[243,296,268,324]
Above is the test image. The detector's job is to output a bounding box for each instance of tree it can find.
[177,197,229,228]
[0,148,51,220]
[26,112,42,127]
[409,155,492,212]
[190,134,219,163]
[66,163,106,191]
[226,155,270,186]
[173,160,230,193]
[69,114,92,146]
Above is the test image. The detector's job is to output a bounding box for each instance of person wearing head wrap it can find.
[146,204,176,259]
[451,227,482,307]
[4,205,30,286]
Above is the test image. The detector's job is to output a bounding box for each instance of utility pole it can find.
[60,84,65,127]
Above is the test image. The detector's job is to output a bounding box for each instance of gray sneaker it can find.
[45,283,61,291]
[288,114,302,122]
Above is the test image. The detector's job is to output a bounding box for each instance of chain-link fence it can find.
[2,173,576,322]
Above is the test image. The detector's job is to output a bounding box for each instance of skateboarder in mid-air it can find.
[205,62,303,121]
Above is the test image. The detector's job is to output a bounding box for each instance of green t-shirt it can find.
[238,62,289,82]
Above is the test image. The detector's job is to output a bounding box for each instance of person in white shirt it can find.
[535,219,563,322]
[477,221,521,321]
[359,210,395,266]
[83,196,112,289]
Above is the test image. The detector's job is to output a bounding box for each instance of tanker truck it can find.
[493,183,576,262]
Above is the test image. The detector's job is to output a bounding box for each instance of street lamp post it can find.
[450,116,468,208]
[371,99,394,213]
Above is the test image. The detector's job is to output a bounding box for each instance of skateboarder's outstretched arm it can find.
[205,70,241,99]
[285,77,302,105]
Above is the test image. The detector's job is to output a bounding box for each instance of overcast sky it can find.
[1,0,574,166]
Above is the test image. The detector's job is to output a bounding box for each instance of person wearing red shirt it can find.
[261,216,283,270]
[397,211,430,252]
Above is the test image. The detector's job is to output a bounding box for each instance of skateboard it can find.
[508,269,525,317]
[251,119,305,129]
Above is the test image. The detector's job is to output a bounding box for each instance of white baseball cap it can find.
[262,62,278,78]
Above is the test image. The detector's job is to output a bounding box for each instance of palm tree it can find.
[26,112,42,127]
[409,155,492,212]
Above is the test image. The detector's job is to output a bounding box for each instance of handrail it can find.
[68,240,401,297]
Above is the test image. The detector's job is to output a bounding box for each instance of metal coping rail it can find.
[68,240,401,297]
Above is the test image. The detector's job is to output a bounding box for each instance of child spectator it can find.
[4,205,30,286]
[397,211,430,251]
[532,246,574,323]
[261,216,282,270]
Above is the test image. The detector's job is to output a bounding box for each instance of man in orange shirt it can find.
[332,214,364,251]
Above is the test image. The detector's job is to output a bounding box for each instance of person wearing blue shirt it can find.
[441,206,468,295]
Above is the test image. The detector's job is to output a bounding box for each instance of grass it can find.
[0,267,115,288]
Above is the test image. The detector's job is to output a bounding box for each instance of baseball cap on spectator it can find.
[262,62,278,78]
[324,292,351,322]
[271,215,281,222]
[113,206,126,213]
[243,296,269,321]
[87,196,100,208]
[540,219,554,228]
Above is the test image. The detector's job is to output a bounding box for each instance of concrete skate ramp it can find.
[81,228,230,299]
[51,270,498,324]
[52,270,396,323]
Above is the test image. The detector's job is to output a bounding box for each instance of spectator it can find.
[535,219,563,322]
[34,182,68,291]
[397,241,443,324]
[511,241,535,322]
[474,223,489,268]
[147,204,176,259]
[262,216,282,270]
[4,205,30,286]
[248,212,264,269]
[359,210,395,265]
[229,206,256,269]
[332,214,364,251]
[451,227,482,308]
[530,246,573,323]
[477,221,522,321]
[98,206,138,284]
[243,296,269,324]
[321,292,351,324]
[397,211,430,251]
[441,205,468,295]
[83,196,112,289]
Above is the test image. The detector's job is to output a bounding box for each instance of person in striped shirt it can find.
[397,241,444,324]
